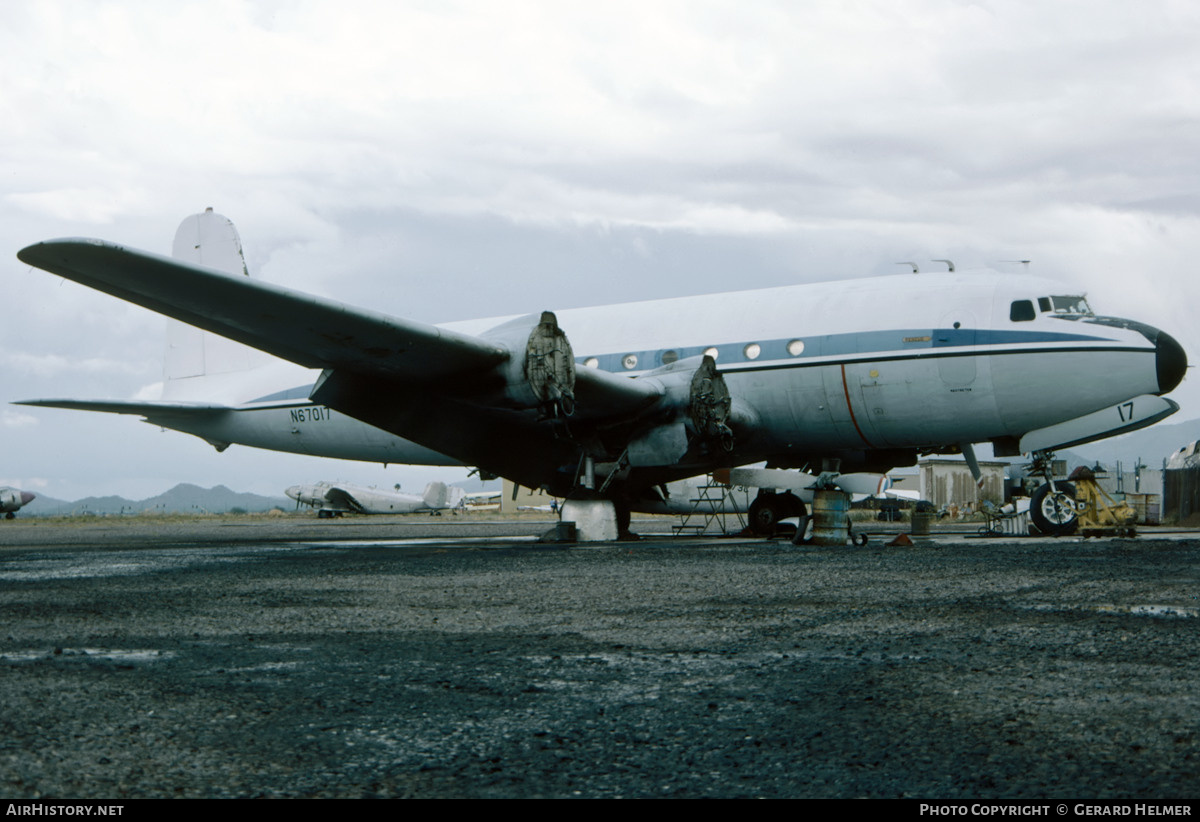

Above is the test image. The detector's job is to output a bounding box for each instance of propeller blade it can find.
[833,473,892,496]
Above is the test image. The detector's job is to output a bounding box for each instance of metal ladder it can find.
[672,476,747,536]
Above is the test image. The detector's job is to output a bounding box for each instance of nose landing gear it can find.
[1030,481,1079,536]
[1028,450,1079,536]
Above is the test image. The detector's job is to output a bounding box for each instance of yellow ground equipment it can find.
[1068,466,1137,538]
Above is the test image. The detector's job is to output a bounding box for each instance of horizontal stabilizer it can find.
[14,398,231,416]
[18,239,507,381]
[1018,394,1178,453]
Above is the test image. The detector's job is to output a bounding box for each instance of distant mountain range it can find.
[17,478,503,518]
[20,483,292,517]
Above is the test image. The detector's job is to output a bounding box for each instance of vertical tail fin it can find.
[162,208,275,397]
[421,481,449,509]
[421,482,465,509]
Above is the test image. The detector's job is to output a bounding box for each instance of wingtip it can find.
[15,242,43,266]
[18,237,112,263]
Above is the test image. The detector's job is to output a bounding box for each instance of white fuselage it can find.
[152,271,1168,474]
[285,481,460,514]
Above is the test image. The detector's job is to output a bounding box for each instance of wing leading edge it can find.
[18,240,507,381]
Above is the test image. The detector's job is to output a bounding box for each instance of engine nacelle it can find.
[624,355,734,466]
[686,355,733,446]
[478,311,576,416]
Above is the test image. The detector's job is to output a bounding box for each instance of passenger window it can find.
[1010,300,1036,322]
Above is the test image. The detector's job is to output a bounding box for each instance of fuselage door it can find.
[936,310,977,388]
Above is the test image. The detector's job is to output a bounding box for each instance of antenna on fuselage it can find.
[897,261,919,274]
[932,259,955,272]
[1001,259,1032,271]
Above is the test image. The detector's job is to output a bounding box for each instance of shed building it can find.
[1164,441,1200,525]
[918,458,1007,511]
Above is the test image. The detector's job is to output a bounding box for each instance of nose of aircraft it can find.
[285,486,300,500]
[1157,330,1187,395]
[20,491,35,505]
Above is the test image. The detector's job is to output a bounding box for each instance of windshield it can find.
[1049,295,1092,316]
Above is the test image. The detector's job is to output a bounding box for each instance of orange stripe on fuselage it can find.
[840,363,875,448]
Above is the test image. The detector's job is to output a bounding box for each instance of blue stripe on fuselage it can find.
[245,328,1128,403]
[576,328,1119,374]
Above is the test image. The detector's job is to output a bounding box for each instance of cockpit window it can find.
[1038,297,1052,313]
[1049,295,1092,316]
[1010,300,1036,322]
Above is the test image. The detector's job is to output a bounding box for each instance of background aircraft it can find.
[286,480,465,518]
[15,210,1187,537]
[0,487,36,519]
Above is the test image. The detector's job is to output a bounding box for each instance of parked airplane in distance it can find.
[0,487,36,519]
[16,209,1187,537]
[640,469,888,515]
[286,480,464,518]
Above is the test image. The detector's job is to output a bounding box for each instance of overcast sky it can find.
[3,0,1199,501]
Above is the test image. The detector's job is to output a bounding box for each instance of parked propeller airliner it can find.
[286,480,465,518]
[15,210,1187,537]
[1,487,36,519]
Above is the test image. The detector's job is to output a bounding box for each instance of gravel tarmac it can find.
[1,516,1197,799]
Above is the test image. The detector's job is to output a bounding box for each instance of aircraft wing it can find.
[18,235,676,417]
[17,239,664,421]
[18,240,508,381]
[573,364,663,416]
[18,238,748,491]
[320,486,364,513]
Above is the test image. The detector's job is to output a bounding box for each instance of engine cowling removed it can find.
[688,355,733,448]
[524,311,576,416]
[624,355,734,466]
[479,310,577,417]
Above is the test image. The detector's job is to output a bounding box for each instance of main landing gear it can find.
[747,491,806,537]
[745,482,865,546]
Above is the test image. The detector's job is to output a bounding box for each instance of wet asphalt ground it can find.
[1,515,1197,799]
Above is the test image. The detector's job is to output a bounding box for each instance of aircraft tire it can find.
[1030,482,1078,536]
[748,492,805,537]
